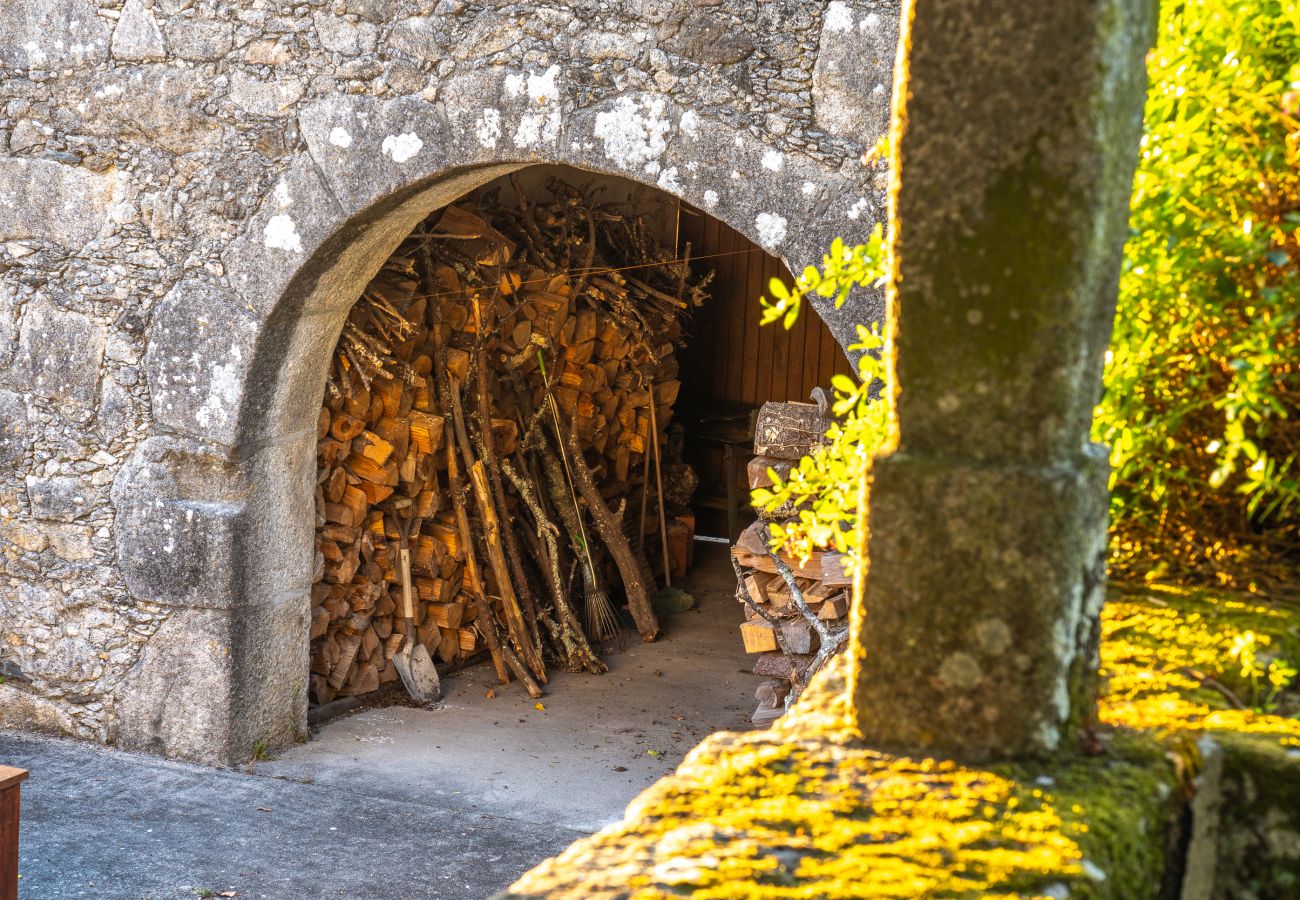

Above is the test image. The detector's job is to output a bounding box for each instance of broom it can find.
[538,351,624,648]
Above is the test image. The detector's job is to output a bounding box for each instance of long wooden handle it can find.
[399,547,414,621]
[648,390,672,588]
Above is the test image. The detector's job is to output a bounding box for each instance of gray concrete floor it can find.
[3,542,757,899]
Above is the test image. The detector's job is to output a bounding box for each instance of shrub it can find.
[1095,0,1300,586]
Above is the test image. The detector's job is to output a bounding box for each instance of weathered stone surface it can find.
[0,389,30,469]
[221,154,349,318]
[230,71,306,118]
[0,0,110,69]
[46,523,95,562]
[111,436,246,609]
[95,374,138,443]
[0,282,18,368]
[0,159,114,247]
[57,67,223,153]
[812,1,899,142]
[3,300,107,408]
[111,0,166,61]
[162,16,234,61]
[313,11,377,55]
[852,0,1155,759]
[665,8,755,65]
[0,685,79,735]
[144,280,259,447]
[25,474,100,523]
[0,519,49,553]
[857,452,1110,757]
[114,596,309,763]
[1185,734,1300,898]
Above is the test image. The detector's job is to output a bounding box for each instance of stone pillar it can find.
[851,0,1154,759]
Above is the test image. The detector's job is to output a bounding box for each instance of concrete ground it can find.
[3,543,758,899]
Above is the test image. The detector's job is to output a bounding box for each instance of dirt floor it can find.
[3,541,759,899]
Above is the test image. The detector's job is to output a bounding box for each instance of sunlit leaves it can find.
[752,240,891,565]
[1094,0,1300,579]
[758,227,887,331]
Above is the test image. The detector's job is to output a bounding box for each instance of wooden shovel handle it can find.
[399,547,414,621]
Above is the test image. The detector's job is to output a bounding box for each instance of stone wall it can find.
[0,0,898,763]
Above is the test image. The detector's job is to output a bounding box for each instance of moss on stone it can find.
[1203,732,1300,897]
[507,658,1175,899]
[504,587,1298,898]
[1098,585,1300,744]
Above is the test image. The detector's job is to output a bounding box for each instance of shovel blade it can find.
[394,640,442,704]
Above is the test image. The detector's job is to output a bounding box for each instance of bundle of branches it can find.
[310,177,711,703]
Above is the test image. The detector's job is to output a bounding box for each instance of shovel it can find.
[392,500,441,704]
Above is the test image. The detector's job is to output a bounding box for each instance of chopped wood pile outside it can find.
[734,400,852,726]
[310,177,710,704]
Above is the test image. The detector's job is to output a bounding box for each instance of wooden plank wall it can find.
[674,205,854,536]
[676,206,853,408]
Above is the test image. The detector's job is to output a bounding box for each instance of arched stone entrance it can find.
[109,88,884,764]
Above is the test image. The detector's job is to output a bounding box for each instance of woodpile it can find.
[733,400,852,726]
[311,176,710,704]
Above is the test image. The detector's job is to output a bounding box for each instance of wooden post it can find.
[1,766,29,900]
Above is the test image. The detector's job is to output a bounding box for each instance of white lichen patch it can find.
[263,214,303,253]
[803,181,818,196]
[504,65,561,104]
[527,65,561,104]
[23,41,47,66]
[825,1,855,32]
[679,110,700,138]
[593,94,671,170]
[702,189,719,209]
[475,108,502,149]
[381,132,423,163]
[937,652,984,690]
[195,355,242,430]
[755,212,787,249]
[761,149,784,172]
[847,197,870,220]
[862,11,882,30]
[513,109,561,148]
[656,166,682,193]
[328,127,353,149]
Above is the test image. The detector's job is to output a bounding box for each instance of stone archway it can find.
[109,84,883,765]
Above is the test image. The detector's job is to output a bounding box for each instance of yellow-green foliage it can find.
[758,2,1300,579]
[751,230,890,564]
[1095,0,1300,582]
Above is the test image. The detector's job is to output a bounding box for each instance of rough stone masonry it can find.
[0,0,899,764]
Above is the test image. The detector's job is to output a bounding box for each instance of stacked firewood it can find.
[732,400,852,726]
[310,177,709,705]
